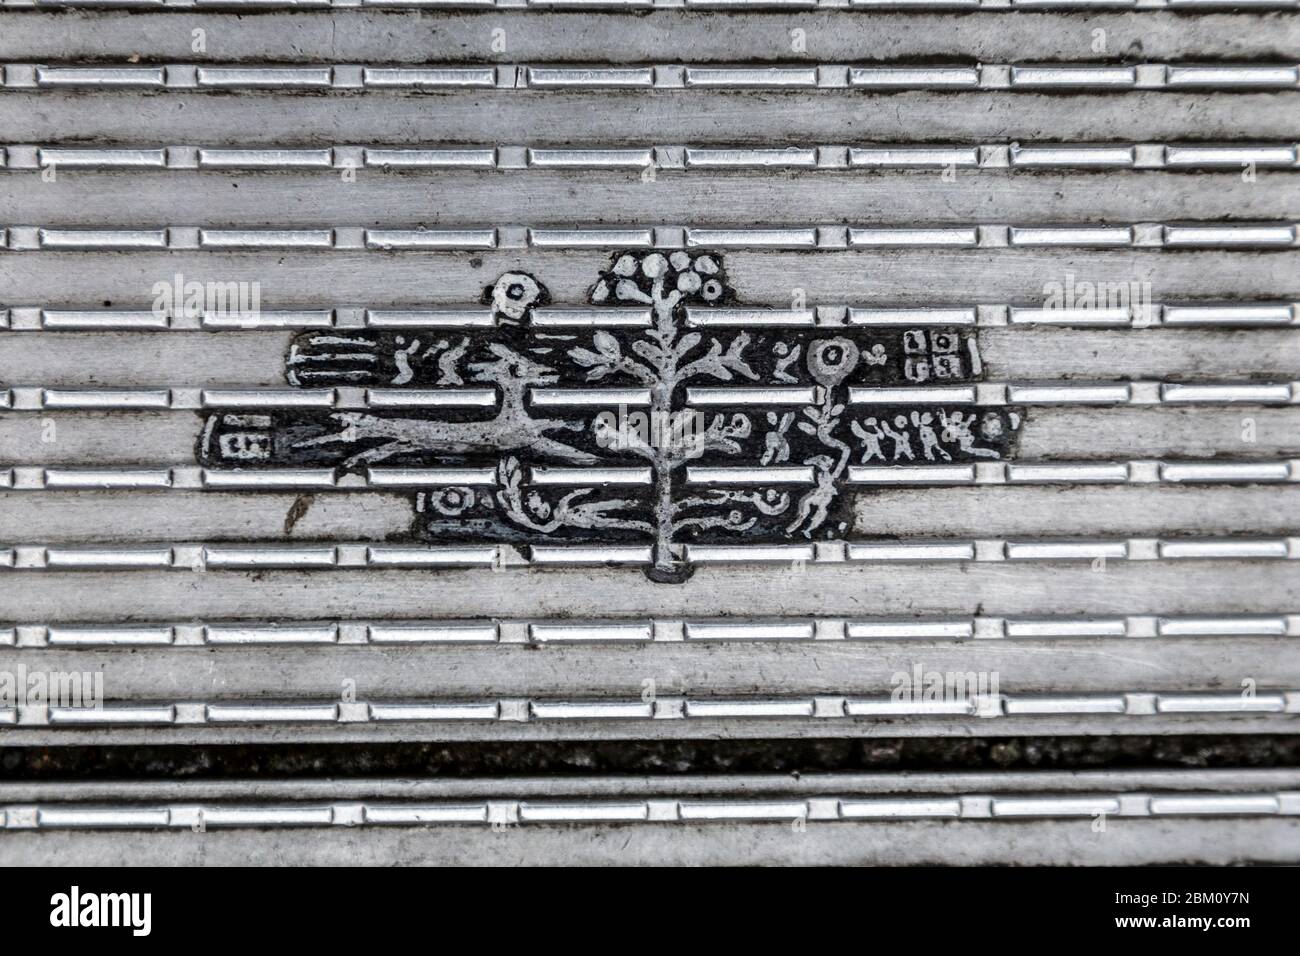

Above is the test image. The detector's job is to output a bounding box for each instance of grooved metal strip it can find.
[0,537,1298,568]
[3,459,1300,490]
[4,789,1298,830]
[5,303,1298,330]
[4,62,1300,91]
[7,223,1300,251]
[7,142,1300,171]
[5,383,1299,410]
[2,613,1296,645]
[2,689,1298,727]
[3,222,1298,250]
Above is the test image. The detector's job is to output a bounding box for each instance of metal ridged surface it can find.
[1,1,1298,865]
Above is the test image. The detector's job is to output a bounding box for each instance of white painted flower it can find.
[489,273,543,321]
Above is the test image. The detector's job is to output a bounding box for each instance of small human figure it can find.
[911,411,952,462]
[880,415,915,461]
[761,411,794,464]
[850,417,887,463]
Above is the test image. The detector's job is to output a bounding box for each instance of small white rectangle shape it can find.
[839,799,962,819]
[1149,795,1281,815]
[197,67,334,87]
[529,388,650,407]
[39,229,168,250]
[518,802,650,823]
[198,149,334,168]
[1010,66,1136,88]
[685,545,815,563]
[365,230,496,250]
[1011,146,1135,167]
[527,546,652,565]
[1162,305,1294,326]
[850,67,979,88]
[1164,145,1297,167]
[685,147,818,166]
[363,68,497,87]
[529,701,653,720]
[204,626,338,645]
[45,548,173,569]
[687,387,815,405]
[47,627,175,646]
[201,469,337,489]
[201,389,335,408]
[198,807,336,827]
[368,702,500,721]
[529,623,652,642]
[43,468,173,489]
[992,798,1122,818]
[1007,384,1131,404]
[848,466,976,484]
[1160,539,1289,559]
[849,386,976,404]
[848,308,976,326]
[1165,66,1299,88]
[845,698,974,716]
[364,148,497,168]
[1161,383,1292,404]
[529,229,654,248]
[1004,619,1127,638]
[847,542,975,561]
[41,310,170,330]
[366,309,495,327]
[531,308,651,327]
[365,389,496,407]
[366,467,497,487]
[684,67,818,88]
[1007,462,1129,483]
[846,621,973,640]
[531,467,651,485]
[527,67,654,88]
[205,704,340,723]
[36,66,165,87]
[685,228,818,248]
[1010,227,1132,247]
[1159,617,1288,637]
[37,808,172,828]
[528,148,653,167]
[685,699,815,718]
[1160,461,1290,483]
[41,389,171,409]
[199,229,334,249]
[1009,307,1132,327]
[48,706,176,725]
[201,547,337,568]
[1156,694,1286,713]
[368,625,498,644]
[365,547,498,567]
[849,228,977,247]
[1005,541,1127,560]
[1164,225,1296,247]
[1003,696,1127,714]
[678,800,808,821]
[685,622,814,641]
[687,308,815,327]
[364,804,490,824]
[38,148,168,168]
[849,148,979,167]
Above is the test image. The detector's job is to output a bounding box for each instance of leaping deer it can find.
[295,344,599,467]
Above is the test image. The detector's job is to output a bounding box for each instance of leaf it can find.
[797,421,817,435]
[569,347,606,367]
[674,331,702,358]
[593,330,621,357]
